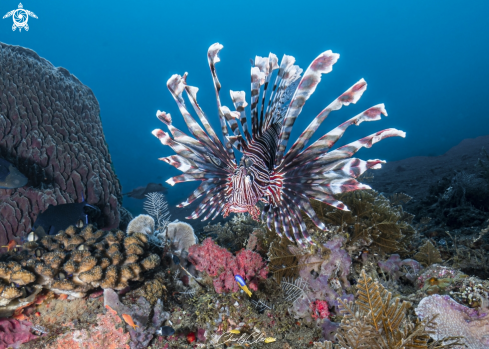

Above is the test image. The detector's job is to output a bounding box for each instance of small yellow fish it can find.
[264,337,276,343]
[122,314,138,329]
[229,329,240,334]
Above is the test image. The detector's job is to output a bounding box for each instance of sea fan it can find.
[143,192,171,232]
[281,277,310,304]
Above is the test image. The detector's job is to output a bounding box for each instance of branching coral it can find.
[188,238,268,293]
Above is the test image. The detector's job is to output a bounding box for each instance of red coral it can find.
[188,238,268,293]
[310,300,330,320]
[0,319,38,349]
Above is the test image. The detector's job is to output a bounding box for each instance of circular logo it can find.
[13,9,28,27]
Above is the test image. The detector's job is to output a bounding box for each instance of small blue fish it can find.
[157,326,175,336]
[172,254,180,265]
[234,275,252,297]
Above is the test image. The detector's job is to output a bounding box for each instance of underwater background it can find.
[2,1,489,348]
[2,0,489,216]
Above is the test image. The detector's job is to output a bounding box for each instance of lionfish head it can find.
[224,155,265,220]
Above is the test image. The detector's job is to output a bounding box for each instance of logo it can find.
[3,3,37,32]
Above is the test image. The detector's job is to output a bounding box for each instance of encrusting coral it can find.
[0,223,160,307]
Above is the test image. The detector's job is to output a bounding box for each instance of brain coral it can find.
[0,42,122,244]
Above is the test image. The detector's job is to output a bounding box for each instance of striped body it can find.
[153,43,405,246]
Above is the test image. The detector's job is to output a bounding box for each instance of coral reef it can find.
[288,236,353,320]
[0,41,122,244]
[324,270,463,348]
[104,288,170,349]
[47,311,131,349]
[0,223,160,310]
[304,190,416,256]
[188,238,268,294]
[415,294,489,348]
[202,213,264,252]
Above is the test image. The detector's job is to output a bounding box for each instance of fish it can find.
[156,326,175,336]
[152,43,405,246]
[58,294,68,300]
[264,337,276,343]
[123,182,168,200]
[229,329,241,334]
[1,240,17,252]
[32,192,101,235]
[122,314,138,329]
[234,275,252,297]
[0,158,28,189]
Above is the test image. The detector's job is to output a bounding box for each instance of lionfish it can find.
[152,43,405,246]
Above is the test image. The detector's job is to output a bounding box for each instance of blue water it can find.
[2,0,489,214]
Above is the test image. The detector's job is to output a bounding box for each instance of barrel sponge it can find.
[163,221,197,256]
[0,41,122,245]
[126,214,155,235]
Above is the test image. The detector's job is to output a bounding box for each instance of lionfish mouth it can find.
[153,42,406,246]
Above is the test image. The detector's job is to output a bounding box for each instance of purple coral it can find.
[378,254,422,282]
[290,236,354,320]
[0,42,122,243]
[188,238,268,293]
[415,294,489,348]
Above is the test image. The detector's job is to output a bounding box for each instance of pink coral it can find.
[48,311,130,349]
[0,319,38,349]
[188,238,268,293]
[310,300,330,320]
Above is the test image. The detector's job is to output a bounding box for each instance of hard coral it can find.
[0,41,122,244]
[188,238,268,293]
[0,224,160,308]
[415,294,489,348]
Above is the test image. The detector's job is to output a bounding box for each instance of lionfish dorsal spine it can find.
[154,43,406,247]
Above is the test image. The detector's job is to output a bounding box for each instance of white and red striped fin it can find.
[230,90,251,142]
[208,43,236,161]
[279,80,368,170]
[276,51,340,166]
